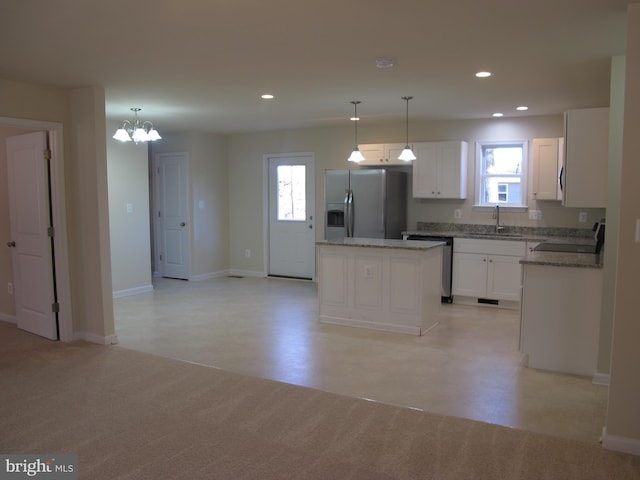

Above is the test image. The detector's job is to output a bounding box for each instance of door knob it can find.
[180,222,186,227]
[7,241,15,247]
[308,225,313,229]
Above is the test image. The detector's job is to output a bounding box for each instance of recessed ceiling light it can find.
[492,112,504,117]
[475,71,492,78]
[516,105,529,111]
[375,57,395,69]
[261,94,274,100]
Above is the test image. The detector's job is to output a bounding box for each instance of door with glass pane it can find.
[268,154,315,279]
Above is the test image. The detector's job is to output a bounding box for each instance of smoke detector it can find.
[375,57,395,69]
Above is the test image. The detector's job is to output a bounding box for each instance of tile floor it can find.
[113,276,608,444]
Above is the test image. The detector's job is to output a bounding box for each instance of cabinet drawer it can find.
[453,238,526,256]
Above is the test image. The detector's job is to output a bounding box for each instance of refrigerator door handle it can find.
[345,190,353,237]
[344,190,350,237]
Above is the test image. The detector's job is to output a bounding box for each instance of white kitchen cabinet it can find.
[317,241,443,335]
[412,141,467,199]
[532,137,563,201]
[562,107,609,208]
[452,238,526,304]
[520,263,602,377]
[358,143,408,166]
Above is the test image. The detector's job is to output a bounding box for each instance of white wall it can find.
[227,115,606,273]
[605,2,640,455]
[150,132,229,279]
[0,78,115,342]
[107,121,153,295]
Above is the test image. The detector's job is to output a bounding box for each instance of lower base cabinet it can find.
[452,239,526,302]
[520,263,602,377]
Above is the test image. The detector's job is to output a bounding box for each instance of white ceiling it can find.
[0,0,630,135]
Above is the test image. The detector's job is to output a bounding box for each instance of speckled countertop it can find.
[520,250,603,269]
[316,237,445,250]
[403,222,602,269]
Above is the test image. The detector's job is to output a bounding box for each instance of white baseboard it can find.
[0,313,16,324]
[602,428,640,456]
[74,332,120,345]
[190,270,230,282]
[592,372,610,386]
[228,269,265,278]
[112,284,154,298]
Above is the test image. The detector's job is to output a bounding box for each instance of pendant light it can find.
[398,96,416,161]
[347,101,365,163]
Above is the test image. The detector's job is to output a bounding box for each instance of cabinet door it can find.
[359,143,407,166]
[563,108,609,208]
[532,138,560,200]
[452,253,487,297]
[412,142,439,197]
[486,255,522,301]
[358,144,386,166]
[412,141,466,199]
[437,141,467,199]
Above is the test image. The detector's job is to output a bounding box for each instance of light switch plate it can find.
[454,209,462,219]
[126,203,133,213]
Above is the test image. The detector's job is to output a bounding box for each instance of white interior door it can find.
[268,154,315,279]
[156,153,190,280]
[6,131,58,340]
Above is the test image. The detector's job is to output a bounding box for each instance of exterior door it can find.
[268,154,315,279]
[6,131,58,340]
[155,153,190,280]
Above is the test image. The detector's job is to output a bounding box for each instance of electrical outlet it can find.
[454,209,462,219]
[126,203,133,213]
[636,219,640,243]
[529,210,542,221]
[579,212,587,223]
[244,249,251,258]
[364,265,373,278]
[7,282,13,295]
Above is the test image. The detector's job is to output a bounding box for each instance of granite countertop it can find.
[403,223,602,269]
[403,230,547,242]
[316,237,445,250]
[520,250,603,269]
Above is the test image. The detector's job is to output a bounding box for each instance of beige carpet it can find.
[1,322,638,479]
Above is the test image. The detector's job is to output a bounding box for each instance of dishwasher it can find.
[406,235,454,303]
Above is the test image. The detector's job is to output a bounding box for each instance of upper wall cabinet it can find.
[532,137,563,201]
[412,141,468,199]
[562,107,609,208]
[358,143,409,166]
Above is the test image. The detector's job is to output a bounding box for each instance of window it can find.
[476,140,527,207]
[276,165,306,221]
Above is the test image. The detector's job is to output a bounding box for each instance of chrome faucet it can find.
[493,205,504,233]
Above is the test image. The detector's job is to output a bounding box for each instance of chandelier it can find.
[113,108,162,143]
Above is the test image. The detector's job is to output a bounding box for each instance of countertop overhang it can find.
[316,237,445,250]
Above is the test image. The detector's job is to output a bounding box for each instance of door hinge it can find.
[159,254,163,261]
[52,302,60,313]
[47,226,55,237]
[44,149,51,161]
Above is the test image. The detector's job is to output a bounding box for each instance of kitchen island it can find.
[316,238,443,335]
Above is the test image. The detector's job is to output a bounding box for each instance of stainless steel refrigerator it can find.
[324,169,407,240]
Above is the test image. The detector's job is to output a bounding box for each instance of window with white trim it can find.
[476,140,527,207]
